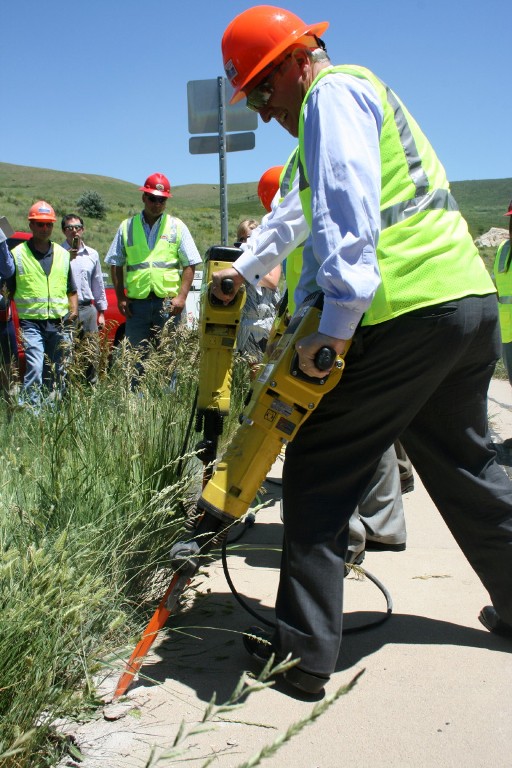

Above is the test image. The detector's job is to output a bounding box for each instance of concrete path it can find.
[59,378,512,768]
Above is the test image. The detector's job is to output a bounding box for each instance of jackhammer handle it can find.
[221,277,235,295]
[209,277,235,306]
[314,346,336,371]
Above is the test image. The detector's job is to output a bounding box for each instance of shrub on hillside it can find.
[77,190,107,220]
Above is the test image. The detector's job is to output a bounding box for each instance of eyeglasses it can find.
[34,222,53,228]
[64,224,83,231]
[146,194,166,203]
[246,54,293,112]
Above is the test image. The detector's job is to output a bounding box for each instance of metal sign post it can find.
[218,77,228,245]
[187,78,257,244]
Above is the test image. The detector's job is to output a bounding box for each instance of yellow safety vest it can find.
[494,239,512,343]
[279,147,303,315]
[298,65,495,325]
[12,242,70,320]
[122,214,182,299]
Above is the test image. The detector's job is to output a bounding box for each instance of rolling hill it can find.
[0,161,509,265]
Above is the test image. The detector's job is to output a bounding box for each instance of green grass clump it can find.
[0,325,250,766]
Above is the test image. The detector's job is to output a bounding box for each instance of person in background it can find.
[491,199,512,453]
[105,173,201,380]
[235,211,281,378]
[61,214,107,384]
[0,202,77,409]
[0,231,19,399]
[215,6,512,694]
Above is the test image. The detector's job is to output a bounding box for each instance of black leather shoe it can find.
[243,626,330,694]
[243,626,276,665]
[478,606,512,639]
[365,540,406,552]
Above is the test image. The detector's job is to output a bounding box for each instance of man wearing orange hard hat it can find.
[212,5,512,693]
[257,165,283,214]
[105,173,201,379]
[0,201,78,409]
[232,166,283,378]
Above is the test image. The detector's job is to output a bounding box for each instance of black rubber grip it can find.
[221,278,234,295]
[314,346,336,371]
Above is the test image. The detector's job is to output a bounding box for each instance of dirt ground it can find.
[57,378,512,768]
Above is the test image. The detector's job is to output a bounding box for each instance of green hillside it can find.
[0,162,510,278]
[0,162,263,264]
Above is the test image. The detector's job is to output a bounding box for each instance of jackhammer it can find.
[113,283,347,699]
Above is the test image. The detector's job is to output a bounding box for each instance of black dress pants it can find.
[277,293,512,677]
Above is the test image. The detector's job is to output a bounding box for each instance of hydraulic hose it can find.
[221,522,393,633]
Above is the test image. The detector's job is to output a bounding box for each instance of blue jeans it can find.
[125,297,179,387]
[125,296,167,351]
[20,320,72,407]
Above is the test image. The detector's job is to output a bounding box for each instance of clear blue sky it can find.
[2,0,509,190]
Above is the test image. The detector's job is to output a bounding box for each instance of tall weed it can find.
[0,325,250,766]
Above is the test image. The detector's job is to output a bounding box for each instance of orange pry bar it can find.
[113,570,191,700]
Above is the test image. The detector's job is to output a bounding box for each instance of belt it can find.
[78,300,93,306]
[130,292,163,301]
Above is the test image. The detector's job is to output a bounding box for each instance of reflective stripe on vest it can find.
[280,147,299,198]
[496,240,512,274]
[12,242,70,320]
[122,214,181,299]
[493,240,512,342]
[279,147,303,315]
[298,65,494,325]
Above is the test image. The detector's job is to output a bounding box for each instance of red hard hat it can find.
[28,201,56,222]
[504,200,512,216]
[139,172,172,198]
[257,165,284,212]
[222,5,328,103]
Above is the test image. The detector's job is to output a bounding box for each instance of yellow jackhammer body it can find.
[195,246,246,476]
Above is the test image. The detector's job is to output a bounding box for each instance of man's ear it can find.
[294,49,309,79]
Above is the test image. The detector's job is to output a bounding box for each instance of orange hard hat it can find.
[222,5,329,103]
[139,172,172,198]
[28,201,56,222]
[257,165,284,212]
[504,200,512,216]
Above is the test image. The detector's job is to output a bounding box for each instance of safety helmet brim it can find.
[139,186,172,198]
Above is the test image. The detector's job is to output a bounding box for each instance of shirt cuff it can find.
[319,298,363,340]
[234,250,272,286]
[104,256,125,267]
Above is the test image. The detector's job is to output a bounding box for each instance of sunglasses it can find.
[146,194,166,203]
[64,224,83,231]
[34,222,53,228]
[246,53,293,112]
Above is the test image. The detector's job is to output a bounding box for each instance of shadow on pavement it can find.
[122,583,510,708]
